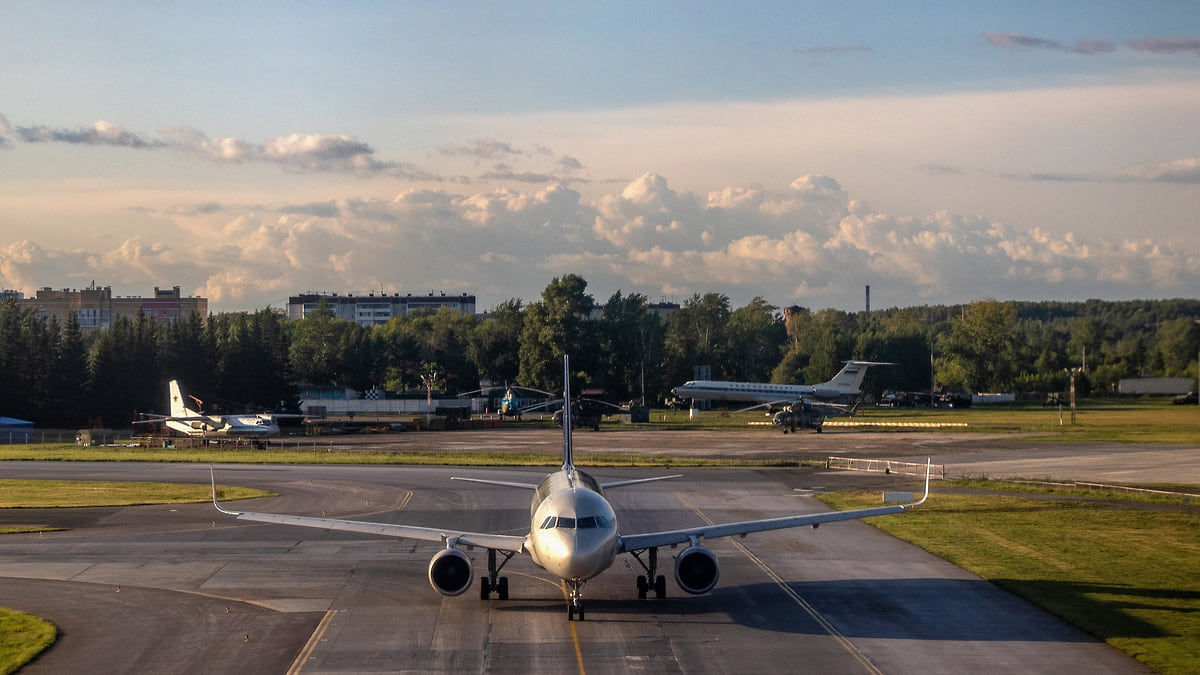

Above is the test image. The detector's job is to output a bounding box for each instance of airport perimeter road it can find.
[0,462,1151,674]
[263,427,1200,484]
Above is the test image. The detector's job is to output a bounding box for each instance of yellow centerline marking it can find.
[675,492,884,675]
[287,608,338,674]
[559,580,587,675]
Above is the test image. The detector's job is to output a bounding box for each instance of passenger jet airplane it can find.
[137,380,296,437]
[212,356,928,620]
[672,360,893,405]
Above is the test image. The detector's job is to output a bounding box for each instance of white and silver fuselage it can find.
[526,468,619,582]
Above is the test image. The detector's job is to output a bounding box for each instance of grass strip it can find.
[0,480,271,509]
[817,486,1200,674]
[0,607,56,675]
[0,445,805,467]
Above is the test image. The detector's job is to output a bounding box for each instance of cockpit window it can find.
[555,517,576,529]
[577,516,596,529]
[540,516,556,529]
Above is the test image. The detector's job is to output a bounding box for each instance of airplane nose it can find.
[541,530,617,580]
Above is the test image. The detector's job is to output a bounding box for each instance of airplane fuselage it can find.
[527,468,619,582]
[672,361,890,404]
[165,414,279,437]
[672,380,821,403]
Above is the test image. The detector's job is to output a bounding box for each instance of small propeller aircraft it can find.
[212,356,929,620]
[136,380,302,438]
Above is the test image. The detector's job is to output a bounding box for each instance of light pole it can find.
[1194,319,1200,394]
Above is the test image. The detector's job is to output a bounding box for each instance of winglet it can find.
[209,465,238,516]
[910,458,932,508]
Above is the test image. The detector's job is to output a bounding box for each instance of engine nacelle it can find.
[674,545,719,595]
[428,548,473,596]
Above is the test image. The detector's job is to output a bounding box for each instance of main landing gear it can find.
[630,547,667,600]
[479,548,514,600]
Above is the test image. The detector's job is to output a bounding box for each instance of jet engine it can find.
[428,548,473,596]
[674,545,719,595]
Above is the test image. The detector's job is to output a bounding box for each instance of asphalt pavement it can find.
[0,432,1169,674]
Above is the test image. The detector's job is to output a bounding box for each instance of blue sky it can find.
[2,2,1198,312]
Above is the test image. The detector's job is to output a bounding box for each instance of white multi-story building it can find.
[287,292,477,326]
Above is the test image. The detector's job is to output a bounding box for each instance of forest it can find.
[2,273,1198,429]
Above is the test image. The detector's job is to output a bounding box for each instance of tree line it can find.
[2,275,1198,428]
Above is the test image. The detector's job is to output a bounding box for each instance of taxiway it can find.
[0,437,1160,674]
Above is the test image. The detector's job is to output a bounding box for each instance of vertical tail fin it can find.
[816,361,892,397]
[169,380,190,417]
[561,355,574,471]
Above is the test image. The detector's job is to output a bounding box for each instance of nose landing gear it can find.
[566,579,586,621]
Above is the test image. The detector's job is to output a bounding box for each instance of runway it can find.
[0,456,1153,674]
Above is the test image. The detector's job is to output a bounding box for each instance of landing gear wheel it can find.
[479,577,491,600]
[654,575,667,599]
[567,579,586,620]
[497,576,509,600]
[568,602,585,621]
[636,575,648,599]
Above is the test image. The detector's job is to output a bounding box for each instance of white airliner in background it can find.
[212,356,928,620]
[137,380,297,437]
[672,360,893,404]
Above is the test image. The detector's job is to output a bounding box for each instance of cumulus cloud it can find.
[3,172,1198,312]
[1,113,576,186]
[0,114,448,179]
[15,120,165,148]
[1110,158,1200,184]
[159,125,421,175]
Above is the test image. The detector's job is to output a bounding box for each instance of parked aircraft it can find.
[458,383,554,420]
[212,356,929,620]
[770,399,854,433]
[671,361,893,405]
[136,380,299,437]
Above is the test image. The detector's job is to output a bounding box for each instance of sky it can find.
[2,1,1198,314]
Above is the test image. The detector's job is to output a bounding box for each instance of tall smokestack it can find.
[865,285,870,314]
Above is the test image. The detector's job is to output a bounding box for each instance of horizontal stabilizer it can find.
[449,476,539,490]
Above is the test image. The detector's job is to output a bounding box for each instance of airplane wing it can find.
[448,475,682,490]
[618,462,929,553]
[211,468,527,553]
[134,414,220,424]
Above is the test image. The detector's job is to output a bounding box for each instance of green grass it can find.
[818,485,1200,674]
[853,397,1200,444]
[0,607,56,675]
[633,398,1200,444]
[0,526,65,534]
[0,444,807,467]
[0,480,271,509]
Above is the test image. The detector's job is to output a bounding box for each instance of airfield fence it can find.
[0,429,135,445]
[1010,479,1199,500]
[826,456,945,479]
